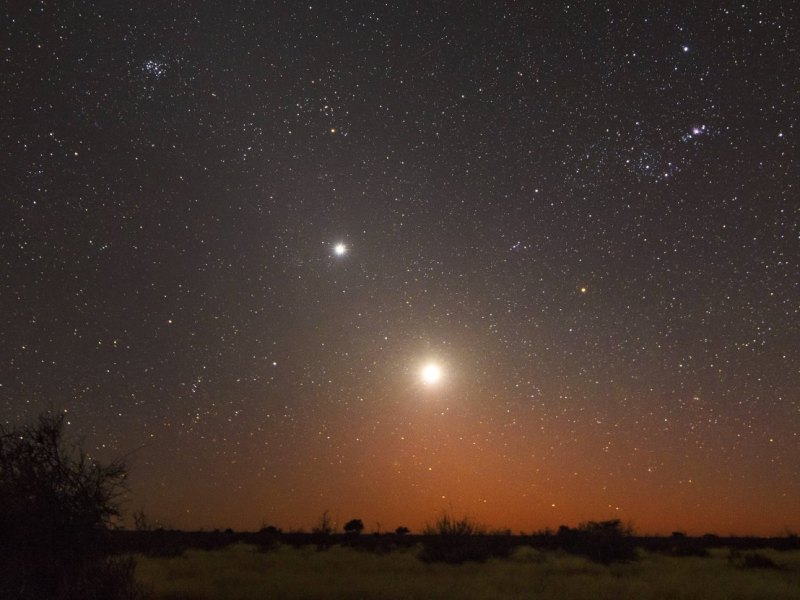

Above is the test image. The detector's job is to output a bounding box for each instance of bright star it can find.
[421,363,442,385]
[333,243,347,256]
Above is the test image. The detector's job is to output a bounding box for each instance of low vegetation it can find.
[134,543,800,600]
[419,513,515,563]
[0,413,144,599]
[555,519,637,563]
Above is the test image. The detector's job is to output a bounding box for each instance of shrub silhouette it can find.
[395,526,410,536]
[312,510,335,550]
[344,518,365,535]
[255,524,281,552]
[419,512,514,563]
[0,412,143,599]
[665,531,709,557]
[557,519,637,563]
[729,549,783,570]
[260,525,282,535]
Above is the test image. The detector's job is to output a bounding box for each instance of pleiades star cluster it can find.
[2,2,798,535]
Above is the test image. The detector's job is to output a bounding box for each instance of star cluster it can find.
[1,2,798,535]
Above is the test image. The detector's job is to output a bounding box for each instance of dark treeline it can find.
[108,526,800,561]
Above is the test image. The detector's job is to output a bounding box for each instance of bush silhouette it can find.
[557,519,637,563]
[0,412,143,599]
[255,524,281,552]
[729,549,783,570]
[665,531,709,557]
[419,512,514,564]
[344,518,365,535]
[395,526,410,536]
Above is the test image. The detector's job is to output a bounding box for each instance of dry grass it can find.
[134,543,800,600]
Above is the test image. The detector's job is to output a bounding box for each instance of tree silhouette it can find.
[344,518,365,535]
[312,510,335,550]
[0,412,141,598]
[395,526,410,536]
[312,510,335,535]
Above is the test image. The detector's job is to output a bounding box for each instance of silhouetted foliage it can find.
[556,519,637,563]
[777,531,800,551]
[133,510,152,531]
[312,510,335,550]
[666,531,709,557]
[419,513,515,563]
[728,549,783,570]
[344,518,364,535]
[0,413,145,599]
[68,556,145,599]
[312,510,335,535]
[255,524,281,551]
[145,528,188,557]
[260,525,282,535]
[395,526,410,536]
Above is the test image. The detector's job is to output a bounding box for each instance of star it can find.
[333,243,347,256]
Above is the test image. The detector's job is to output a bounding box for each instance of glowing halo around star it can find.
[421,363,442,385]
[333,243,347,256]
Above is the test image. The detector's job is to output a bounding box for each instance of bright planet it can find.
[421,363,442,385]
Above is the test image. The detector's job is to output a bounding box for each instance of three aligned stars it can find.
[331,241,588,386]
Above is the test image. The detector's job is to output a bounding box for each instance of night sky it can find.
[3,2,798,536]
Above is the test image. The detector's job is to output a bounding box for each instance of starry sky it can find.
[2,2,798,536]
